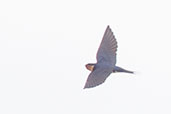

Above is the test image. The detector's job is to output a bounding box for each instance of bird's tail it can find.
[123,70,134,74]
[114,66,134,74]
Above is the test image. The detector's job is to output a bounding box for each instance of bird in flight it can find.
[84,25,133,89]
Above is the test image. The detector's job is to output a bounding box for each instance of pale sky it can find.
[0,0,171,114]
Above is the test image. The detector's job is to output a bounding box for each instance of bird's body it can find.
[84,25,133,89]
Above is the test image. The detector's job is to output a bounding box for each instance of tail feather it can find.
[114,66,134,74]
[124,70,134,74]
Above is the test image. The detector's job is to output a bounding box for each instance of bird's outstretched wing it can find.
[96,26,118,66]
[84,67,113,89]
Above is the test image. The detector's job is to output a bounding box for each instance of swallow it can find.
[84,25,134,89]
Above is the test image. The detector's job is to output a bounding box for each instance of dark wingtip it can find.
[83,85,88,89]
[83,85,91,89]
[83,84,101,89]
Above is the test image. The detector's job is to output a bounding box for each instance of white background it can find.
[0,0,171,114]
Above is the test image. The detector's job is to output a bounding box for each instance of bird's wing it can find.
[96,26,118,66]
[84,67,113,89]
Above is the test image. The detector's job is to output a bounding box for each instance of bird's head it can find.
[85,63,95,71]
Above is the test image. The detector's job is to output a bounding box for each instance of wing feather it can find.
[84,67,113,89]
[96,26,118,66]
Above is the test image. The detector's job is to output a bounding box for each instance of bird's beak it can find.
[85,64,94,71]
